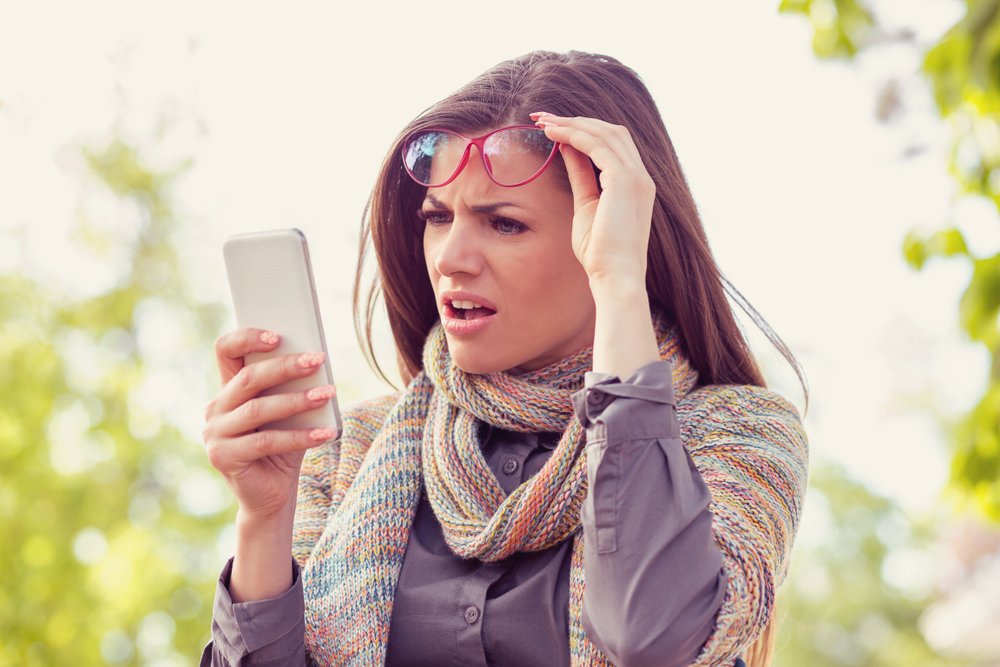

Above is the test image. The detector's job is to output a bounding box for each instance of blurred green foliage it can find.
[781,0,1000,521]
[773,463,968,667]
[0,138,229,665]
[773,2,1000,664]
[778,0,876,57]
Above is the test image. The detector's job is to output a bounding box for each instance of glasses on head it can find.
[401,125,560,188]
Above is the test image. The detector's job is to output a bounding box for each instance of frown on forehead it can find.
[422,193,527,214]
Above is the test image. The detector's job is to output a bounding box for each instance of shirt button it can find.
[502,458,519,475]
[464,605,481,624]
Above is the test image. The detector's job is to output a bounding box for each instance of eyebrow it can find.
[423,193,524,214]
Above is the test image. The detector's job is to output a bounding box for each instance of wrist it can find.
[589,281,659,381]
[589,276,650,310]
[236,504,295,539]
[231,509,295,603]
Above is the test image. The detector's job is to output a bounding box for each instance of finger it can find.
[534,113,643,170]
[533,113,626,149]
[557,143,601,211]
[206,426,336,472]
[539,124,635,188]
[543,123,654,200]
[217,350,326,413]
[243,427,338,461]
[215,328,281,385]
[215,385,336,436]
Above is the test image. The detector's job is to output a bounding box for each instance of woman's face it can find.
[421,144,596,375]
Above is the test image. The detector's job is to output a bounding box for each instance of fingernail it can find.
[260,331,279,345]
[298,352,325,368]
[529,111,549,119]
[306,385,336,401]
[309,427,337,442]
[536,120,553,129]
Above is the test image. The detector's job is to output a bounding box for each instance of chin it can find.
[450,353,507,375]
[446,340,513,375]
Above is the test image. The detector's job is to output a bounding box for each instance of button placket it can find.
[455,566,490,664]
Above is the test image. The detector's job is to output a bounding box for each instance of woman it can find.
[201,50,810,667]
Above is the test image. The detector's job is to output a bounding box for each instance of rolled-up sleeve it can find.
[570,359,727,667]
[199,556,306,667]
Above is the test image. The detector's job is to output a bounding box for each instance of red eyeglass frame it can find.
[400,125,562,188]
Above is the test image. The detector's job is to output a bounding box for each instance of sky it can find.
[0,0,989,545]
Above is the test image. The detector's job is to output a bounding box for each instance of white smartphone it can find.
[222,228,342,439]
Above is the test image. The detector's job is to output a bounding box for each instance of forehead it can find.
[422,157,568,208]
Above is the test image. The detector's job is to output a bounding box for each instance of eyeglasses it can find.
[400,125,560,188]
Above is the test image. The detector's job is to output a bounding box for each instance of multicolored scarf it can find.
[298,306,701,665]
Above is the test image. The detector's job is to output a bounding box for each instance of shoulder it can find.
[678,383,806,440]
[678,382,804,427]
[677,383,809,479]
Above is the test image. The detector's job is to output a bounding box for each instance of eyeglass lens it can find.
[403,128,555,187]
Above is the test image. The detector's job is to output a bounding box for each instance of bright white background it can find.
[0,0,990,535]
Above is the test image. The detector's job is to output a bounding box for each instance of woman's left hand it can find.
[531,112,656,287]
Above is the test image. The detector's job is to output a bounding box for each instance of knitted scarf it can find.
[300,307,700,666]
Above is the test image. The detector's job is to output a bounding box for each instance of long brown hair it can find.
[352,50,808,665]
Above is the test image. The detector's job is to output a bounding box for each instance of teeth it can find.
[451,300,483,309]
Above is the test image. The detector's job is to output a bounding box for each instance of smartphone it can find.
[222,228,342,439]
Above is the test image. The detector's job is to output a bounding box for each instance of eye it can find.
[416,209,451,225]
[491,216,527,236]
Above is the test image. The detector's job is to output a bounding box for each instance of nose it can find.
[430,213,485,278]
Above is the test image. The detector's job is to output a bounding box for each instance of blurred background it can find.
[2,0,999,665]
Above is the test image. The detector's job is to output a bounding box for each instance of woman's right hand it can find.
[203,327,337,525]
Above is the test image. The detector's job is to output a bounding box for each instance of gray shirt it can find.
[201,359,730,667]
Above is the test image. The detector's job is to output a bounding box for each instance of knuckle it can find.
[254,430,278,456]
[204,399,217,421]
[237,364,255,391]
[214,333,227,354]
[241,398,263,422]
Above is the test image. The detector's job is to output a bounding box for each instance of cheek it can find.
[503,245,589,315]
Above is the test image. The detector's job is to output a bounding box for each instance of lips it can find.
[439,289,499,335]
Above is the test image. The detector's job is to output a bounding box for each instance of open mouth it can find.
[445,301,498,320]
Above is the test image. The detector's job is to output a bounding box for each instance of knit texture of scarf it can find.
[294,306,810,666]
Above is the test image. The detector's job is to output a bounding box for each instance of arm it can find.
[579,281,808,667]
[537,111,809,665]
[572,360,810,667]
[200,392,397,666]
[199,436,336,667]
[572,358,727,667]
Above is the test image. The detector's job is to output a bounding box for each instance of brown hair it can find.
[352,50,808,664]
